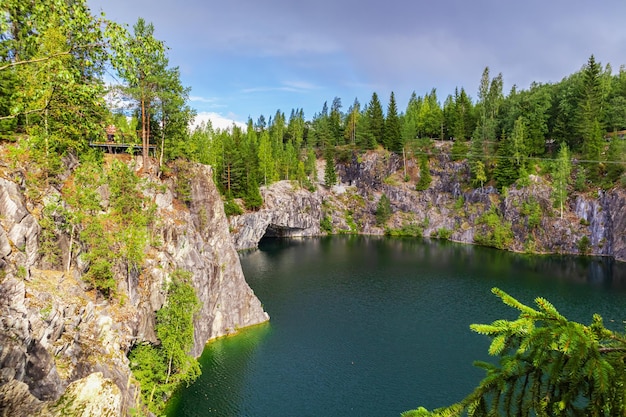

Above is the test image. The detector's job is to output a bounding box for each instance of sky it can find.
[87,0,626,130]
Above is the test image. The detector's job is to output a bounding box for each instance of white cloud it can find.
[189,95,222,105]
[192,112,246,131]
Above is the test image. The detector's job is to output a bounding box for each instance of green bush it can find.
[520,198,542,230]
[385,223,423,237]
[375,194,392,226]
[223,199,243,216]
[320,215,333,233]
[474,208,513,250]
[578,235,591,255]
[129,270,201,415]
[435,228,453,240]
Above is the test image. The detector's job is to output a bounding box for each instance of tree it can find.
[329,97,344,145]
[577,55,605,182]
[366,92,384,147]
[0,0,111,149]
[403,92,420,144]
[384,91,402,152]
[415,155,432,191]
[344,98,360,145]
[494,117,526,189]
[404,288,626,417]
[605,136,626,186]
[111,17,166,172]
[258,129,274,185]
[552,143,572,219]
[324,147,337,187]
[155,65,195,167]
[130,269,201,415]
[375,194,392,225]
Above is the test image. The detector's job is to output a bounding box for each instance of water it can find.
[167,236,626,417]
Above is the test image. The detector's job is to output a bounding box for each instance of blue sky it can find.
[87,0,626,130]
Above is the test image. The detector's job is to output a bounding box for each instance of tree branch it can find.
[0,51,72,72]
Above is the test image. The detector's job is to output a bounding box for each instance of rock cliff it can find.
[0,156,268,416]
[229,147,626,263]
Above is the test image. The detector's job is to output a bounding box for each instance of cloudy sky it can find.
[87,0,626,129]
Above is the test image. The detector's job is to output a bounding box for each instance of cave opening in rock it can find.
[260,224,285,242]
[258,224,302,245]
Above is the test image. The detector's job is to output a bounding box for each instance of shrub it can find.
[320,215,333,233]
[436,228,453,240]
[223,199,243,216]
[578,235,591,255]
[375,194,392,226]
[474,208,514,250]
[520,198,542,230]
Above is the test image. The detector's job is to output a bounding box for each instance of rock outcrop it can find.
[230,148,626,262]
[230,181,323,250]
[0,156,268,416]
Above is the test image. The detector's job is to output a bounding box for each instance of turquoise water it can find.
[167,236,626,417]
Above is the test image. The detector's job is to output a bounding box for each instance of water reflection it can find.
[166,323,270,417]
[170,237,626,417]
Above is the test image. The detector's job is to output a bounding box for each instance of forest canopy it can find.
[1,0,626,199]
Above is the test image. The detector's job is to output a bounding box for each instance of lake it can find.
[167,236,626,417]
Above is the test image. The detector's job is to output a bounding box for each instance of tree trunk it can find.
[141,94,149,173]
[66,224,75,273]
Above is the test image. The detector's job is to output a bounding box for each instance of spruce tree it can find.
[384,91,403,152]
[404,288,626,417]
[324,147,337,187]
[366,92,384,147]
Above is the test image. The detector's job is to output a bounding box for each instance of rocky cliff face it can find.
[0,156,268,416]
[229,181,323,250]
[230,147,626,263]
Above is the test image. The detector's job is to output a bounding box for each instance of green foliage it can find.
[223,198,244,216]
[80,218,116,298]
[324,147,337,187]
[520,198,542,230]
[38,201,63,267]
[578,235,591,255]
[375,194,392,226]
[575,166,588,192]
[130,270,201,415]
[435,228,453,240]
[552,143,572,218]
[385,223,423,238]
[404,288,626,417]
[172,159,194,206]
[244,181,263,211]
[450,139,469,161]
[343,211,358,234]
[129,344,169,414]
[474,207,513,249]
[384,91,403,152]
[415,155,432,191]
[453,196,465,210]
[320,215,333,233]
[67,159,151,298]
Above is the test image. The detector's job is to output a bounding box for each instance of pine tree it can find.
[384,91,402,152]
[404,288,626,417]
[578,55,605,183]
[366,92,384,147]
[324,147,337,187]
